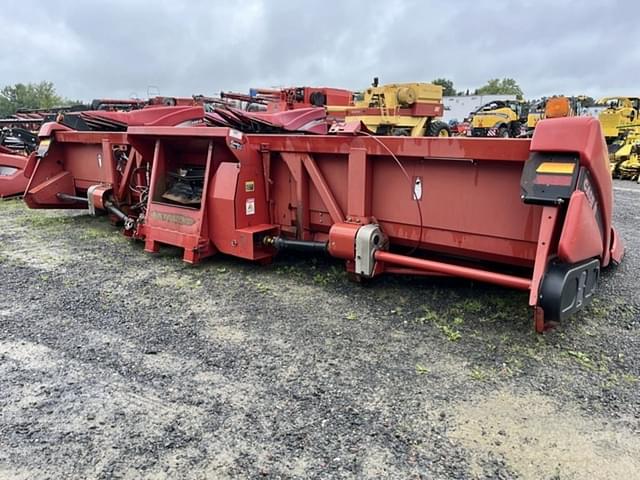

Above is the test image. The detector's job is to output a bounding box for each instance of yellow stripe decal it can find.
[536,162,575,174]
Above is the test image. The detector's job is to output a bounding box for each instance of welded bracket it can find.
[87,184,114,219]
[529,206,559,306]
[87,185,103,216]
[355,224,385,277]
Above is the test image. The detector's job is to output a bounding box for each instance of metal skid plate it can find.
[539,258,600,322]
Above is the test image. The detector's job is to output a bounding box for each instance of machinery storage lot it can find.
[0,181,639,479]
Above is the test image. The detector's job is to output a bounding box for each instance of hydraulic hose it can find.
[104,201,135,230]
[263,236,327,254]
[56,193,89,203]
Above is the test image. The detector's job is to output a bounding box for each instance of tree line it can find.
[0,81,79,117]
[432,77,524,98]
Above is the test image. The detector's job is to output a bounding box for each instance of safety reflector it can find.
[37,138,52,157]
[521,152,579,205]
[534,174,573,186]
[536,162,575,174]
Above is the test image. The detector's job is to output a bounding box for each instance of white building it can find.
[442,94,518,123]
[581,106,606,118]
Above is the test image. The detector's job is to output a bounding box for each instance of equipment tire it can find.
[497,126,509,138]
[427,120,451,137]
[309,91,327,107]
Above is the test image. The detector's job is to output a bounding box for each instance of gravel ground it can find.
[0,179,639,479]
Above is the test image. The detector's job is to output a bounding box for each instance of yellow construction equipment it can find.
[527,101,544,130]
[329,80,450,137]
[618,152,640,181]
[597,96,640,142]
[469,100,529,137]
[609,125,640,181]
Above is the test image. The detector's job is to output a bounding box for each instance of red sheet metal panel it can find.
[0,152,30,198]
[259,135,539,266]
[558,191,604,264]
[531,116,614,266]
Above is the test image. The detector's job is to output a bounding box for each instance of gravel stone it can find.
[0,180,638,479]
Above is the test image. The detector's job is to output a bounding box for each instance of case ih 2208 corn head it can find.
[22,105,623,332]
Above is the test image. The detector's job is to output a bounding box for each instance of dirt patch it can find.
[451,388,640,479]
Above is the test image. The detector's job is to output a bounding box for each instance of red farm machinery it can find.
[1,96,208,198]
[21,106,623,332]
[0,127,40,198]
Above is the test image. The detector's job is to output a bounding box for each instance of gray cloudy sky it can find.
[1,0,638,101]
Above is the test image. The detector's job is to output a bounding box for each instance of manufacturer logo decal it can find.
[150,211,196,225]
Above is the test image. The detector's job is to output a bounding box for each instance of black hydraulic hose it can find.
[264,236,328,254]
[104,201,135,230]
[55,192,134,229]
[56,193,89,203]
[104,202,128,222]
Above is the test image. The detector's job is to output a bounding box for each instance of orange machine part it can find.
[544,97,571,119]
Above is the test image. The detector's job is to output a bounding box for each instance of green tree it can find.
[0,81,66,117]
[476,78,524,99]
[431,78,456,97]
[580,96,596,108]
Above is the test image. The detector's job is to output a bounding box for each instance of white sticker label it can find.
[245,198,255,215]
[413,177,423,200]
[229,129,244,140]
